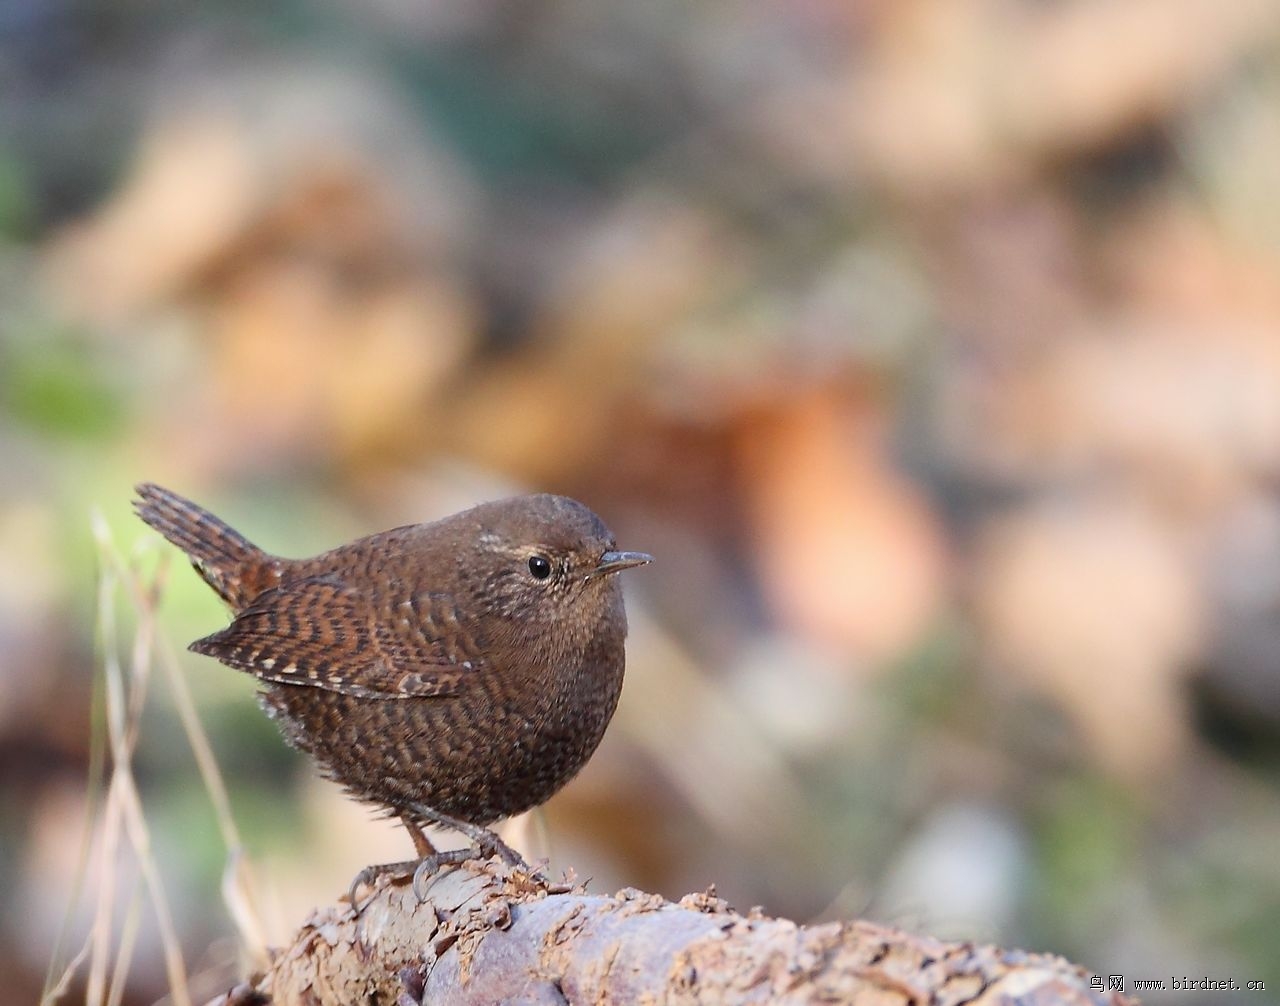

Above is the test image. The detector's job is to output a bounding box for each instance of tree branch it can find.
[212,858,1131,1005]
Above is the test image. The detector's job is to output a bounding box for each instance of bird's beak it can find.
[591,550,653,577]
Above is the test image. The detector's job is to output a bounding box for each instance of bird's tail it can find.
[133,482,276,610]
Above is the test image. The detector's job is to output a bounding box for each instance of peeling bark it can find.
[211,858,1132,1006]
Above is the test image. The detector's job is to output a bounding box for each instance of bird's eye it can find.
[528,555,552,580]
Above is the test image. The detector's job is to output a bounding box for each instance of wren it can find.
[134,482,651,878]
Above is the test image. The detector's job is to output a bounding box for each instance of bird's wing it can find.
[189,575,483,698]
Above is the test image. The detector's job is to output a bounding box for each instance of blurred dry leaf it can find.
[448,196,745,481]
[998,0,1279,157]
[738,382,946,667]
[1106,199,1280,326]
[973,496,1201,779]
[42,65,482,471]
[45,64,477,313]
[756,0,1280,191]
[1060,321,1280,510]
[204,266,475,465]
[43,116,257,320]
[928,189,1087,354]
[954,318,1280,512]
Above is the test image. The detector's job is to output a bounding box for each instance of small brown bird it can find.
[134,483,650,885]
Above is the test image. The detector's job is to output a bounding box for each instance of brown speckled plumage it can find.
[133,483,650,841]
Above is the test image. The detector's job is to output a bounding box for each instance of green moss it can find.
[1,326,126,440]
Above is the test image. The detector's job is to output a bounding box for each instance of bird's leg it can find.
[405,802,526,865]
[346,815,443,911]
[403,801,536,900]
[402,816,438,858]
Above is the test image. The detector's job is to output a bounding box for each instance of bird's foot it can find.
[409,830,539,900]
[347,858,419,913]
[411,847,483,900]
[476,826,527,868]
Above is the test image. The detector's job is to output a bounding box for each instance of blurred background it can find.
[4,1,1280,1003]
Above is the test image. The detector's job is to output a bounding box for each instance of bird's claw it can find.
[348,859,419,914]
[408,835,538,900]
[411,848,478,900]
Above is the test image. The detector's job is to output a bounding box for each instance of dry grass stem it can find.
[44,514,267,1005]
